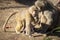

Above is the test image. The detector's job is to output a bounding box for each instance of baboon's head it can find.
[35,0,47,10]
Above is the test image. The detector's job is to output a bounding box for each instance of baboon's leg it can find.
[15,16,23,34]
[25,13,31,36]
[15,21,23,34]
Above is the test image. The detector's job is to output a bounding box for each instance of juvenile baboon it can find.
[3,5,39,37]
[15,5,39,36]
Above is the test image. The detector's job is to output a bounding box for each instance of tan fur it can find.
[15,5,38,36]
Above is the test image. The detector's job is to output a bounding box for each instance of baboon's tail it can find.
[3,12,17,32]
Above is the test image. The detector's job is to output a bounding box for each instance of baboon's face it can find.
[29,6,38,17]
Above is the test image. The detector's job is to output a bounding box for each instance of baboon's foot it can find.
[15,30,20,34]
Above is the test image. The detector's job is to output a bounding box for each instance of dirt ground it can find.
[0,0,60,40]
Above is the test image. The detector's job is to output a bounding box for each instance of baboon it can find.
[3,5,39,37]
[15,5,40,36]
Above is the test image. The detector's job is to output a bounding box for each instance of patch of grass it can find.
[44,37,52,40]
[52,27,60,33]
